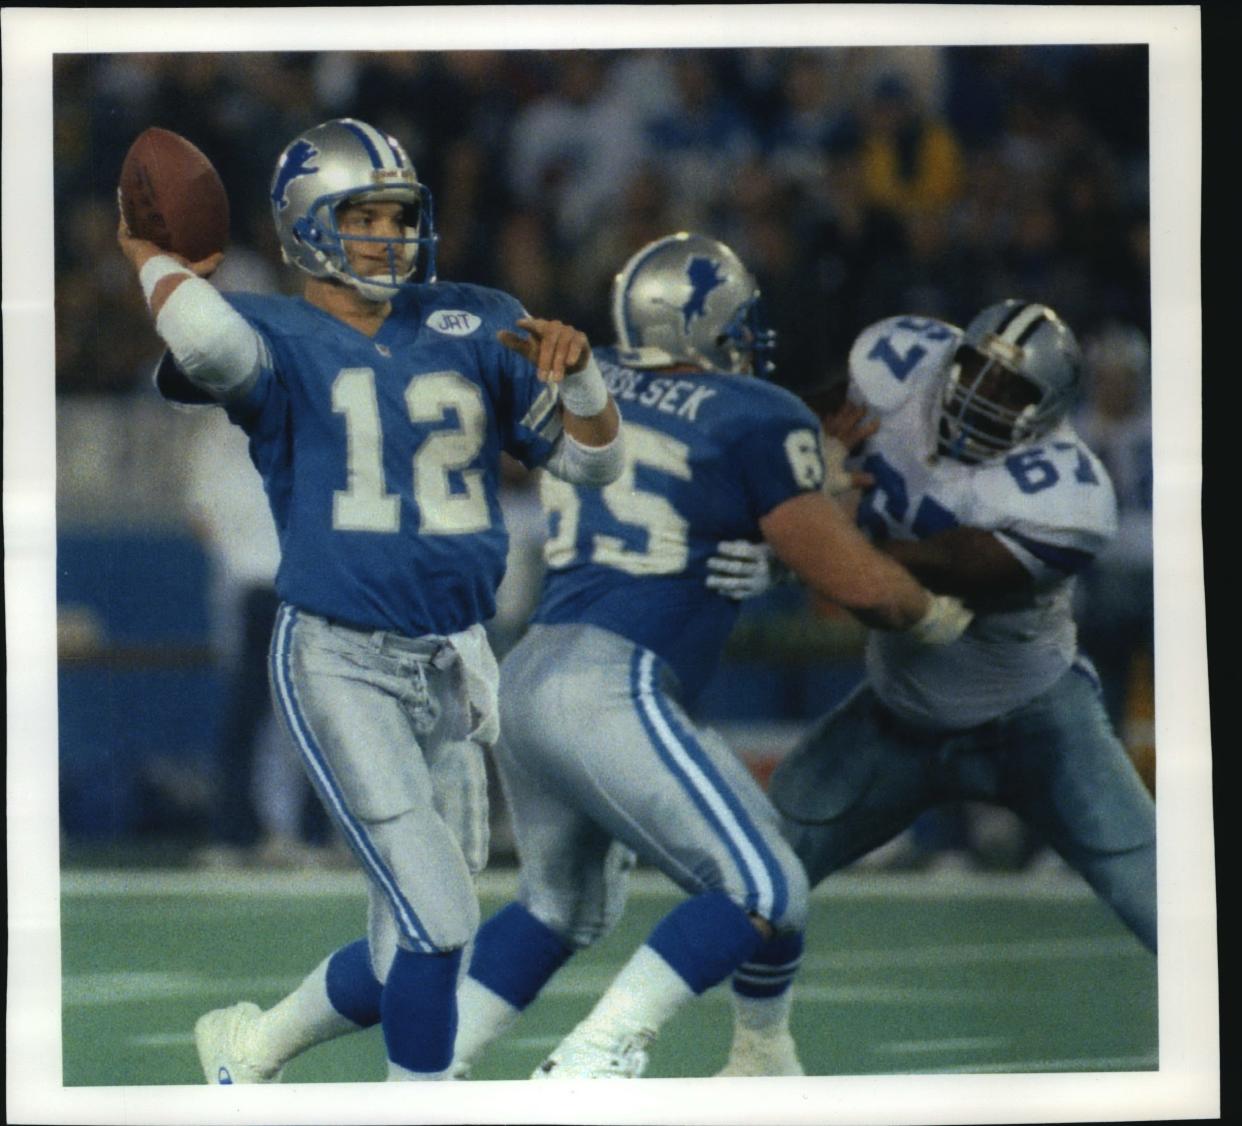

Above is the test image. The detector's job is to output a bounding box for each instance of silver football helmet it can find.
[269,118,437,301]
[611,233,776,377]
[938,300,1082,462]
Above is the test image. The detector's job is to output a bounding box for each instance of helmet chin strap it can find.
[343,271,404,303]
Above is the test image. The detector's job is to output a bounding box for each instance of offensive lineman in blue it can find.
[447,234,973,1079]
[117,118,624,1082]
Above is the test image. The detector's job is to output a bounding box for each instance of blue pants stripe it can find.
[629,649,786,921]
[270,605,433,951]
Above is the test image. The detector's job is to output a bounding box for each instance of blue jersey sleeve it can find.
[727,391,827,521]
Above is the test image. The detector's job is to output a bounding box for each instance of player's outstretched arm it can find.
[880,527,1034,599]
[759,491,971,643]
[820,399,878,503]
[499,316,624,486]
[117,212,223,317]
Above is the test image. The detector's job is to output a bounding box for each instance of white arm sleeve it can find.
[154,275,264,400]
[544,427,626,487]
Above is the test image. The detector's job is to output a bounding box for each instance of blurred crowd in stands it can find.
[55,46,1150,399]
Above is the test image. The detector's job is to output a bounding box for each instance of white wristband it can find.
[559,355,609,418]
[139,255,194,307]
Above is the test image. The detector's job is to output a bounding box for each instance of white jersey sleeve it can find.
[973,423,1119,589]
[848,315,962,417]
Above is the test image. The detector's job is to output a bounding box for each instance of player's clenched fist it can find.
[498,317,591,384]
[117,210,224,278]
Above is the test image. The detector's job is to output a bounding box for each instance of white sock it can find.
[731,988,794,1035]
[387,1060,454,1081]
[575,945,694,1041]
[452,975,521,1070]
[256,955,363,1068]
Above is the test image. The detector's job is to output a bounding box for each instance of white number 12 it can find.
[331,368,489,535]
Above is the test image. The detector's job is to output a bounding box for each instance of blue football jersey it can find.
[164,283,561,637]
[534,349,826,699]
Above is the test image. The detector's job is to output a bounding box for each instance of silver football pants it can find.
[495,623,809,948]
[268,604,486,976]
[771,662,1157,952]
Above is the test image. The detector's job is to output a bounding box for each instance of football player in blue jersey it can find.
[117,117,624,1083]
[442,233,975,1079]
[708,302,1158,1077]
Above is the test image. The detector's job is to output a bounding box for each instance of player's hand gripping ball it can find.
[119,128,230,262]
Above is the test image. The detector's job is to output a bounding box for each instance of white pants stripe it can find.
[632,650,779,920]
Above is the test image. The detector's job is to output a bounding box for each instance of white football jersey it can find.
[847,316,1119,729]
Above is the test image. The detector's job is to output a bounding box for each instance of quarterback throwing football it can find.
[118,117,624,1083]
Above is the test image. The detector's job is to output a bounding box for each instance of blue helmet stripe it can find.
[340,119,385,168]
[1014,311,1050,347]
[993,301,1031,336]
[380,131,406,168]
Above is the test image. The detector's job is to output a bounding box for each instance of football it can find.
[119,127,230,262]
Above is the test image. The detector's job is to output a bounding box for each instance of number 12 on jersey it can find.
[332,367,491,536]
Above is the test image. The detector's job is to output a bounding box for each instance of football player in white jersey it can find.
[711,301,1157,1077]
[118,117,624,1083]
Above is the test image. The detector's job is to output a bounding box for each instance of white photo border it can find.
[4,6,1213,1124]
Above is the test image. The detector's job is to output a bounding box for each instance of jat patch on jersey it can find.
[426,310,482,336]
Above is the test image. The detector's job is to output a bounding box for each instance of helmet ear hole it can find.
[292,215,323,247]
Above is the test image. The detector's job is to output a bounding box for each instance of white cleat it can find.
[532,1027,653,1079]
[193,1001,283,1084]
[715,1029,805,1076]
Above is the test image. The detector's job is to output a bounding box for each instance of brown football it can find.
[119,127,230,261]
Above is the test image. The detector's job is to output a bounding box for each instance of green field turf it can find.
[59,867,1157,1086]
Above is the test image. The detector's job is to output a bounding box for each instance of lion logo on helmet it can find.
[271,140,320,212]
[681,257,726,331]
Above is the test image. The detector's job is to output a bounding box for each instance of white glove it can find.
[706,540,779,601]
[906,593,974,646]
